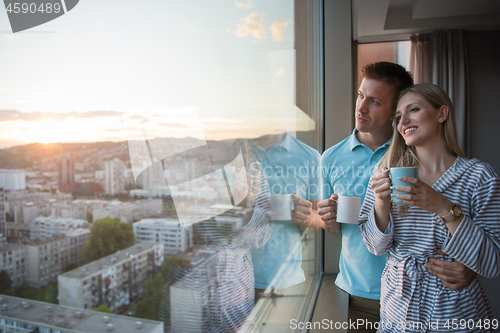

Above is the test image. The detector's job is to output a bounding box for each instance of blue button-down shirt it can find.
[322,129,391,299]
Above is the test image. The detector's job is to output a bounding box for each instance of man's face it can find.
[355,78,397,135]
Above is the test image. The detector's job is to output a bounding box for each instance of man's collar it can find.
[349,129,392,151]
[251,132,291,152]
[348,129,364,151]
[275,132,292,151]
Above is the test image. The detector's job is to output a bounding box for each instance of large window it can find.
[0,0,324,332]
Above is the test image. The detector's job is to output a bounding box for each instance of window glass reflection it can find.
[0,0,322,332]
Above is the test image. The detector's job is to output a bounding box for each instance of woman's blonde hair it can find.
[378,83,466,171]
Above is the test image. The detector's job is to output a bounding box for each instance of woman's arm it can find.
[359,171,395,256]
[443,177,500,278]
[390,176,459,235]
[370,169,393,232]
[393,167,500,278]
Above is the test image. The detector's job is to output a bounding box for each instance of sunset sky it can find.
[0,0,312,149]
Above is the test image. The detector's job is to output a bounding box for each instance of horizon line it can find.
[0,132,296,150]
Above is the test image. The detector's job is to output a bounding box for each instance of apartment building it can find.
[0,244,26,287]
[52,199,109,221]
[58,243,164,313]
[133,218,193,253]
[192,205,246,245]
[129,187,170,198]
[4,223,30,243]
[0,295,163,333]
[0,187,5,243]
[59,153,75,193]
[0,229,89,288]
[104,158,126,195]
[5,191,72,224]
[75,180,102,195]
[0,170,25,191]
[50,203,87,220]
[169,247,252,333]
[20,202,39,224]
[92,199,162,224]
[30,217,88,240]
[25,229,90,287]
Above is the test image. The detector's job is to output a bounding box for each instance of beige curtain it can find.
[409,30,469,155]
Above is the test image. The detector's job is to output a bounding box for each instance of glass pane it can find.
[0,0,323,331]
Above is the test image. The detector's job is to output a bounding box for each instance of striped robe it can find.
[359,157,500,333]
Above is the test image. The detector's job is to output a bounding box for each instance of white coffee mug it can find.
[336,196,361,224]
[270,194,293,220]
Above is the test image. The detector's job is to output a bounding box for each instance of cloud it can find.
[0,110,124,122]
[129,114,146,120]
[236,12,267,41]
[235,0,254,9]
[157,122,193,128]
[204,126,256,134]
[203,118,243,124]
[127,114,150,124]
[270,19,291,41]
[103,127,137,133]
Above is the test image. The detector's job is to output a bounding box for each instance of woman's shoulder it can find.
[456,156,499,184]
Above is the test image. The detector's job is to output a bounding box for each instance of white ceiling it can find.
[353,0,500,43]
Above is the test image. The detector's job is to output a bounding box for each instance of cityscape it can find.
[0,0,297,331]
[0,137,257,333]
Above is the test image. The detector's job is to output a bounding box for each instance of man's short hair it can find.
[361,62,414,103]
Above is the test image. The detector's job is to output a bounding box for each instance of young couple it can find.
[319,62,500,332]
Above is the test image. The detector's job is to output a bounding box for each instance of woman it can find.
[359,84,500,332]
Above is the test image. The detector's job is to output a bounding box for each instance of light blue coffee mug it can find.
[390,167,418,206]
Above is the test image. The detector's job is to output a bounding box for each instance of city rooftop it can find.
[0,295,163,333]
[59,243,161,279]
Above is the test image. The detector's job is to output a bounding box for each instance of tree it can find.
[91,304,113,313]
[160,256,191,283]
[0,270,12,294]
[83,217,135,262]
[133,256,191,320]
[13,282,58,304]
[5,212,13,222]
[134,272,164,319]
[64,263,78,272]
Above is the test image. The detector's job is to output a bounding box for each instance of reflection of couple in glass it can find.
[185,134,322,331]
[131,127,321,332]
[249,132,322,302]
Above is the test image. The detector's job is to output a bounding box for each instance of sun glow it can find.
[0,117,130,145]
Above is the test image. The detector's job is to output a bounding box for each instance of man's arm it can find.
[291,195,324,232]
[425,249,476,290]
[317,194,341,234]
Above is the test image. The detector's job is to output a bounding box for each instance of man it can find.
[318,62,475,333]
[249,132,323,300]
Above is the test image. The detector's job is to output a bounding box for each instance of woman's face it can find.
[395,92,445,147]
